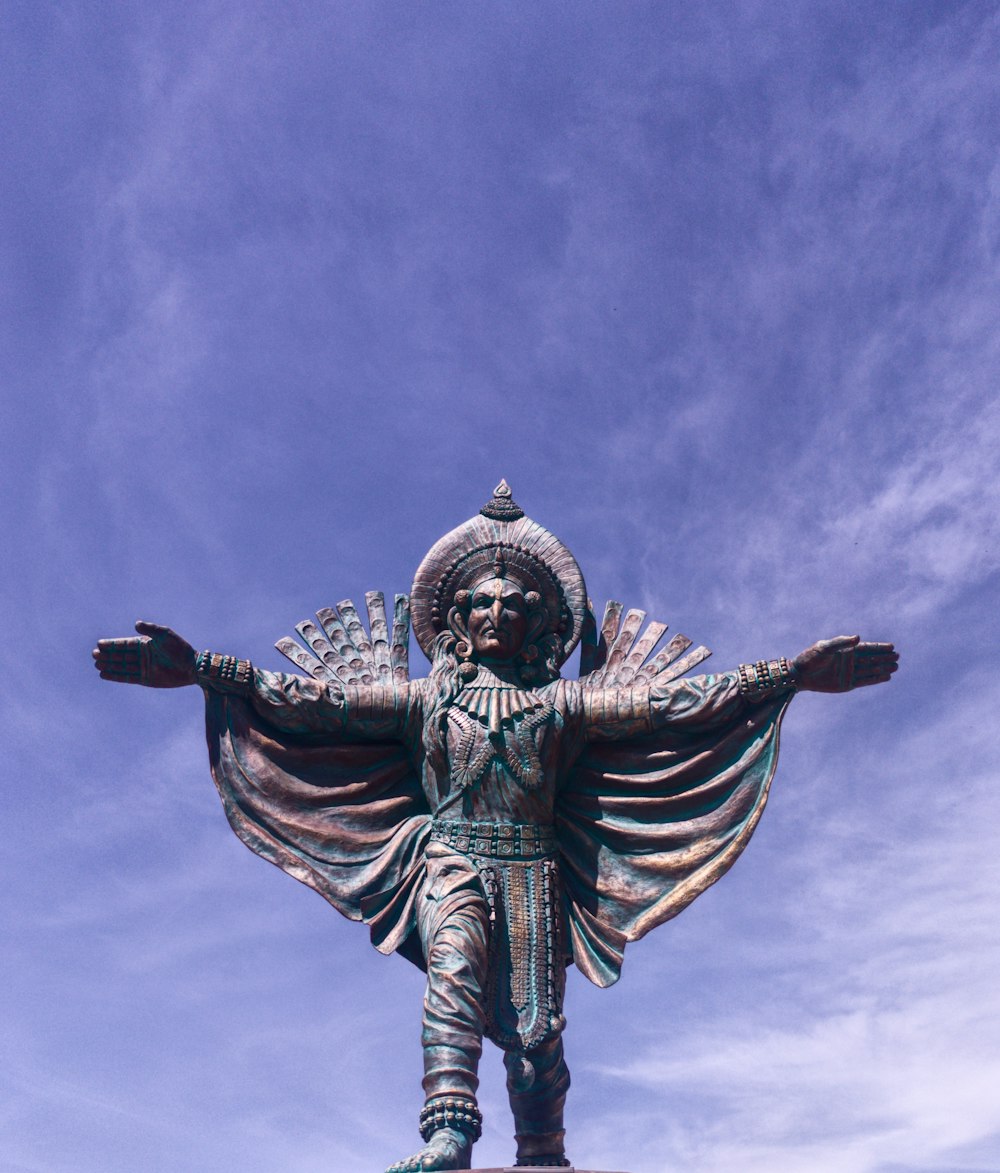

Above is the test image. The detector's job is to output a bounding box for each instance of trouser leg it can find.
[504,1032,571,1166]
[420,905,488,1100]
[418,847,490,1103]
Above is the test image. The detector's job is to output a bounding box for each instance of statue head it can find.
[462,573,531,663]
[444,562,556,681]
[410,480,586,685]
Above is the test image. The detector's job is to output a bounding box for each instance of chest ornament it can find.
[449,673,554,793]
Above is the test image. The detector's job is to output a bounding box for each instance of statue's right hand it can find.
[92,621,197,688]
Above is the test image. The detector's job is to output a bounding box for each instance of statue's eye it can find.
[473,595,492,609]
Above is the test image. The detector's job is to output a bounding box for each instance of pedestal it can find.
[455,1167,631,1172]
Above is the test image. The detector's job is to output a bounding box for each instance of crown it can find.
[479,479,525,521]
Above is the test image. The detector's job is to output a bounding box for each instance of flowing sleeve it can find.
[203,677,433,970]
[236,668,411,739]
[557,673,792,988]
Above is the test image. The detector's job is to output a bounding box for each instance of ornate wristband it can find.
[419,1097,483,1143]
[195,650,253,691]
[738,657,796,699]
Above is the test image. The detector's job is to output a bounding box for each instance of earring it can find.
[456,638,477,682]
[448,596,477,682]
[451,605,477,682]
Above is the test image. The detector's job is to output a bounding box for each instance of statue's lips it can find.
[474,629,522,658]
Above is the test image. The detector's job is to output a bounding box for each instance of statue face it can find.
[467,576,529,662]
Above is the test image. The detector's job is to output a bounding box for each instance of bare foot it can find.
[385,1126,472,1172]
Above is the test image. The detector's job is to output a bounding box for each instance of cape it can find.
[204,596,791,987]
[554,689,789,986]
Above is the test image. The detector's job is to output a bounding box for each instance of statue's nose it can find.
[489,599,505,627]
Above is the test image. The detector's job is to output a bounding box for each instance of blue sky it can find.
[3,3,999,1171]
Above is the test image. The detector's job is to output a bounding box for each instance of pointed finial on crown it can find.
[480,478,525,521]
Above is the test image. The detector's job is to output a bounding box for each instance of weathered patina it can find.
[93,481,898,1171]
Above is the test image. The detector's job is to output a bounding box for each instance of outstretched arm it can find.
[649,635,898,731]
[584,635,898,740]
[93,622,411,737]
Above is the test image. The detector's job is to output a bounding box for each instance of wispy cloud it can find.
[585,672,1000,1173]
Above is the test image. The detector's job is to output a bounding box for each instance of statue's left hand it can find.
[92,621,197,688]
[792,635,898,693]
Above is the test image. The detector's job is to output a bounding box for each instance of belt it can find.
[430,819,557,860]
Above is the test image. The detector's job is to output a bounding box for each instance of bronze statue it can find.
[93,482,897,1172]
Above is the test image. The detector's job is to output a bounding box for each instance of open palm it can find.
[793,634,898,693]
[92,621,197,688]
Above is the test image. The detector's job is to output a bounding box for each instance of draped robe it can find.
[204,668,790,987]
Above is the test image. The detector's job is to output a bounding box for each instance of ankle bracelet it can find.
[418,1097,482,1142]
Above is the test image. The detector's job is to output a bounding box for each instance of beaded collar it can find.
[452,665,546,738]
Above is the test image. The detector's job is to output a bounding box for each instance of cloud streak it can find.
[590,673,1000,1173]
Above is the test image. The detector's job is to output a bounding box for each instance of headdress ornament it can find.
[410,480,587,665]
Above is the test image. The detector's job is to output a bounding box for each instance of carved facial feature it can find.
[466,576,529,662]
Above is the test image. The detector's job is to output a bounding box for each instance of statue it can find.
[93,482,897,1172]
